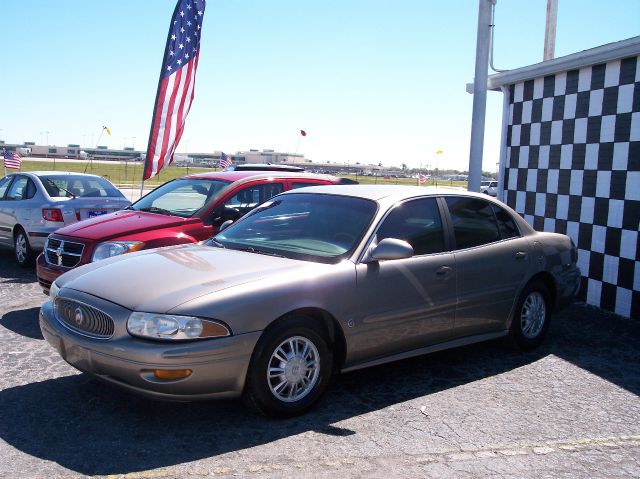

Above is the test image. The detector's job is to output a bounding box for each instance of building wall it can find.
[501,55,639,318]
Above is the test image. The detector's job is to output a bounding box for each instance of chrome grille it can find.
[45,238,85,267]
[55,298,114,339]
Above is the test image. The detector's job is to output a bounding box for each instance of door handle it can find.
[515,251,527,259]
[436,266,452,276]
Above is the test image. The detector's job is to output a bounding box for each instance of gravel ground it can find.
[0,247,638,478]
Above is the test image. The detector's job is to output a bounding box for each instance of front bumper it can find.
[39,300,261,400]
[36,253,67,293]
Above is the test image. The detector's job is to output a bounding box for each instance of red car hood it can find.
[53,210,197,240]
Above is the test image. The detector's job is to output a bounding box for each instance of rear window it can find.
[41,175,124,198]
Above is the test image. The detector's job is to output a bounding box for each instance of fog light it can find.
[153,369,192,380]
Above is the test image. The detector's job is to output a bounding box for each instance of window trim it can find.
[0,175,16,200]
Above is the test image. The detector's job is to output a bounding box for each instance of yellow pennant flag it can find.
[104,126,111,135]
[436,150,443,154]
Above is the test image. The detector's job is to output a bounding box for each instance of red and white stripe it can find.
[144,53,200,180]
[4,152,22,170]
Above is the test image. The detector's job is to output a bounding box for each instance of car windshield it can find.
[209,193,377,264]
[131,178,231,217]
[40,174,125,199]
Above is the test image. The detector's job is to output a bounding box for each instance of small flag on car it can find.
[3,149,22,170]
[219,152,232,168]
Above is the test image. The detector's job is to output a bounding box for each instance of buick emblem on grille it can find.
[74,307,85,327]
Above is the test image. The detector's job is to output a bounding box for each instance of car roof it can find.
[182,170,336,182]
[281,184,488,201]
[12,171,105,178]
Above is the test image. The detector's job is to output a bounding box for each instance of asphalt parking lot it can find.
[0,248,639,478]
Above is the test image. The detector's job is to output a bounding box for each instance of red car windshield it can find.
[131,178,230,217]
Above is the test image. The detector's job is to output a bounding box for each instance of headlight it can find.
[127,312,230,341]
[92,241,145,262]
[49,281,60,302]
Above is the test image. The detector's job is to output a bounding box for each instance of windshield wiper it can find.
[47,179,75,199]
[137,206,174,216]
[206,239,225,248]
[233,246,285,258]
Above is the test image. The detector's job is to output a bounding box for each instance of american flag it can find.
[418,174,428,185]
[144,0,206,180]
[219,152,232,168]
[3,149,22,170]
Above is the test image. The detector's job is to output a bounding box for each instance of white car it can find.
[481,181,498,197]
[0,171,131,266]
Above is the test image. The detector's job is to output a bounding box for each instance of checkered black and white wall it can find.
[501,55,640,318]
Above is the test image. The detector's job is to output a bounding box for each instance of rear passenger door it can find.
[444,196,530,336]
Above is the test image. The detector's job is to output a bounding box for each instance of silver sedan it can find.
[39,185,580,417]
[0,171,131,265]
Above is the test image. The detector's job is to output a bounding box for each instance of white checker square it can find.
[607,199,624,228]
[581,196,595,224]
[514,83,524,103]
[566,221,580,245]
[635,261,640,291]
[604,60,621,87]
[570,170,583,196]
[585,144,599,169]
[547,169,559,195]
[590,224,606,253]
[542,97,554,121]
[626,172,640,200]
[533,77,544,99]
[554,71,567,96]
[613,143,629,170]
[620,230,638,260]
[596,170,611,198]
[508,167,518,190]
[587,279,602,307]
[578,66,592,92]
[556,193,568,219]
[538,145,550,169]
[574,118,587,144]
[603,255,619,284]
[564,93,577,119]
[524,214,534,226]
[509,103,514,124]
[631,112,640,141]
[530,123,541,145]
[516,190,526,214]
[589,89,603,116]
[522,100,532,124]
[550,120,563,144]
[615,288,632,318]
[518,146,529,168]
[560,145,573,169]
[577,248,590,276]
[511,125,521,146]
[600,115,616,143]
[527,169,538,192]
[617,84,634,114]
[534,192,546,216]
[543,217,556,232]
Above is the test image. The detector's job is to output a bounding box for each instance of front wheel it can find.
[508,280,551,350]
[14,228,34,267]
[243,316,333,418]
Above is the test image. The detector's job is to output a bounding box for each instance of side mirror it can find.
[219,219,234,232]
[364,238,413,263]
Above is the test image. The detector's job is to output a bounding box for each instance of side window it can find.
[6,177,29,201]
[24,179,37,199]
[0,176,13,199]
[445,196,500,249]
[224,183,284,213]
[291,181,324,190]
[376,198,445,255]
[492,205,519,239]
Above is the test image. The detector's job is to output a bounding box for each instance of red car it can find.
[36,170,341,293]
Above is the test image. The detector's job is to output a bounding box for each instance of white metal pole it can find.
[544,0,558,61]
[468,0,494,192]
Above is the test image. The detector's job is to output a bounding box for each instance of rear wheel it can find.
[243,316,333,418]
[14,228,34,267]
[508,280,551,350]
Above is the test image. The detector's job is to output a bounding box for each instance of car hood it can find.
[57,243,314,312]
[53,210,197,240]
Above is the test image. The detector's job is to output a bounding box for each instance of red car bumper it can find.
[36,253,68,294]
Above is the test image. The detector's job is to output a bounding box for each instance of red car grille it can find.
[45,238,85,268]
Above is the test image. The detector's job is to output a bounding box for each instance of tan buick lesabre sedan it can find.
[40,185,581,417]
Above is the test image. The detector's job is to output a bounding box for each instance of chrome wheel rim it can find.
[520,291,546,339]
[267,336,320,403]
[15,234,27,263]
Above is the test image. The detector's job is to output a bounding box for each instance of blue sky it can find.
[2,1,639,171]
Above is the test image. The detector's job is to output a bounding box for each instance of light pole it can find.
[45,131,50,145]
[40,132,44,145]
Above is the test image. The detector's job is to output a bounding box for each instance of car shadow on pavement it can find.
[0,250,38,284]
[0,304,637,475]
[0,308,43,340]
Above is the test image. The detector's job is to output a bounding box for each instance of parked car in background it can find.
[36,170,342,292]
[0,171,130,266]
[481,180,498,197]
[39,186,580,417]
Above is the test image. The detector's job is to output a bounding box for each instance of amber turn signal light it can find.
[153,369,193,380]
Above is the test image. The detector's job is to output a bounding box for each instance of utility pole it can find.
[467,0,494,193]
[543,0,558,60]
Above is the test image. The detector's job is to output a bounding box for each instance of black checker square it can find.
[500,54,639,318]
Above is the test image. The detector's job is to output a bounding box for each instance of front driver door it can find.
[350,197,456,364]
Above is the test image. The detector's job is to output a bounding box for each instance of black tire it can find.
[14,228,34,267]
[243,316,333,418]
[508,280,551,350]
